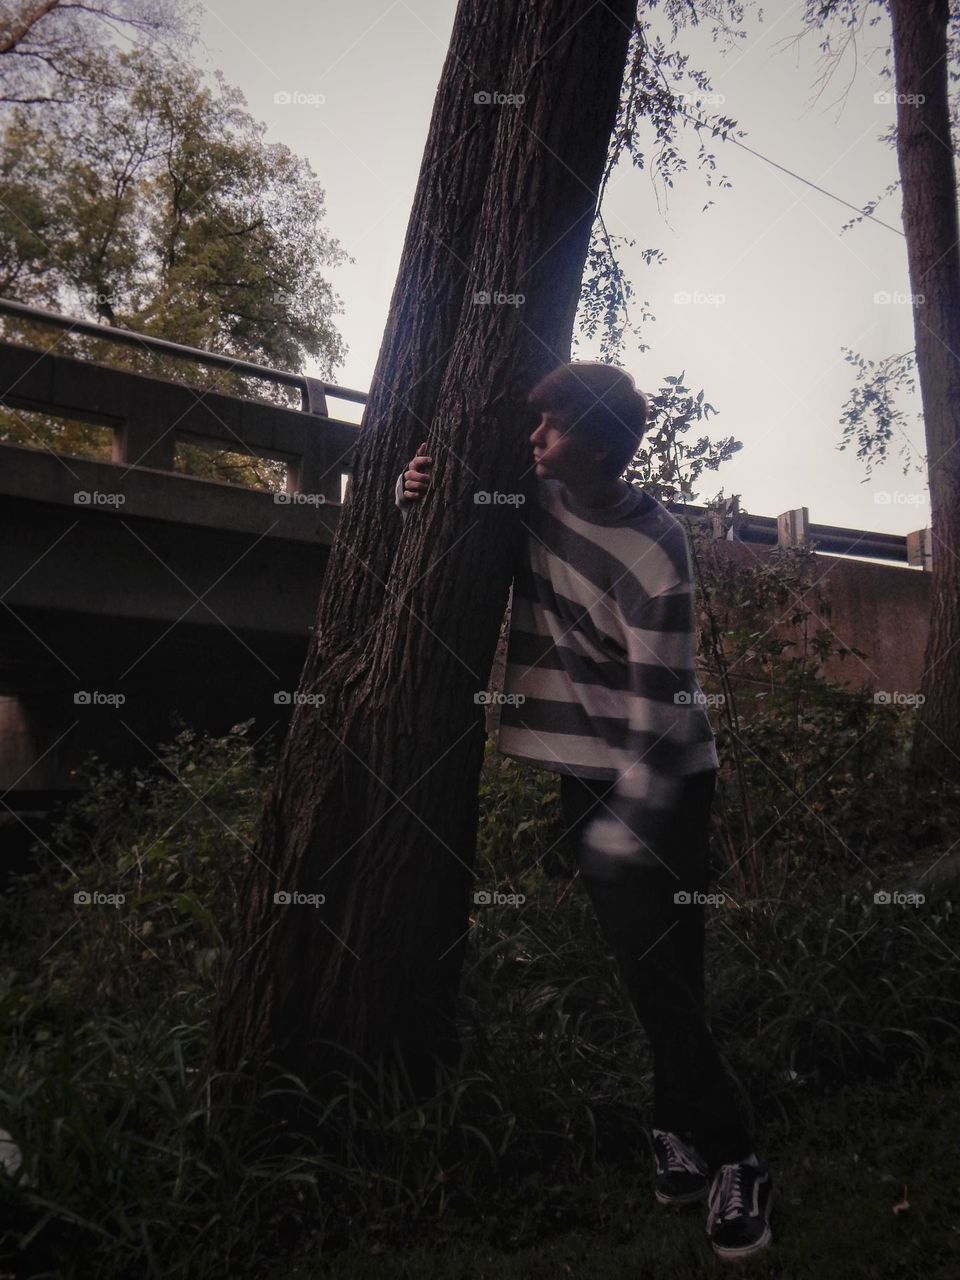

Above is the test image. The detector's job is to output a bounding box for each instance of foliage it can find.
[578,1,750,363]
[0,37,347,485]
[0,1,195,104]
[838,346,924,478]
[1,711,958,1276]
[792,1,960,476]
[624,369,741,502]
[0,45,346,368]
[683,516,954,898]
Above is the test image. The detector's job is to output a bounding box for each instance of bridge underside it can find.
[1,475,333,872]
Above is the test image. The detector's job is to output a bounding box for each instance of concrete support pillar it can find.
[778,506,810,547]
[906,527,933,571]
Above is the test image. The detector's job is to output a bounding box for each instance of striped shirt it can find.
[395,471,718,878]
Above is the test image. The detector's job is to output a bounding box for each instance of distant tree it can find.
[0,45,347,483]
[795,0,960,779]
[0,0,193,103]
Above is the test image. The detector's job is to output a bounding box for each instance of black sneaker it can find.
[651,1128,710,1206]
[706,1155,773,1260]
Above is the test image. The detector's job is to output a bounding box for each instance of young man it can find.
[395,362,772,1262]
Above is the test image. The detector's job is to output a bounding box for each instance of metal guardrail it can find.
[668,502,920,566]
[0,297,368,414]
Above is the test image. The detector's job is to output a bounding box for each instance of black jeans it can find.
[559,769,754,1169]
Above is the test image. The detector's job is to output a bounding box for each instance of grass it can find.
[293,1071,960,1279]
[1,721,958,1279]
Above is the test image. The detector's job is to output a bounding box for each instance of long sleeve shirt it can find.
[394,470,719,879]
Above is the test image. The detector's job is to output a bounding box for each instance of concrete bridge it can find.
[0,300,933,863]
[0,300,363,845]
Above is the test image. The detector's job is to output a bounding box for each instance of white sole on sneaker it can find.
[710,1187,774,1261]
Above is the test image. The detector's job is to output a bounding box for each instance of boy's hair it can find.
[526,361,650,475]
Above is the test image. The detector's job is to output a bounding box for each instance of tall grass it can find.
[1,724,958,1278]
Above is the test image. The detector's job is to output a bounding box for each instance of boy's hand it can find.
[401,441,433,501]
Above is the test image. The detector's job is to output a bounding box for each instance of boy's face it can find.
[529,410,610,483]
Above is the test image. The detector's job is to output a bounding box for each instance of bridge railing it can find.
[0,298,365,505]
[0,297,932,566]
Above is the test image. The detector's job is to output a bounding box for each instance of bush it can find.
[1,718,958,1277]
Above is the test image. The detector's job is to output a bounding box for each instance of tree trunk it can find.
[215,0,636,1097]
[888,0,960,779]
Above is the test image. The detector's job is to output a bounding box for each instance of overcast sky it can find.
[195,0,929,537]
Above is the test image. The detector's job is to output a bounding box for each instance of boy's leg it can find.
[560,770,754,1170]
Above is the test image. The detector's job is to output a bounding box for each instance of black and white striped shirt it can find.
[395,472,718,876]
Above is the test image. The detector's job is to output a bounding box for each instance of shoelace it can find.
[654,1129,704,1175]
[707,1162,749,1227]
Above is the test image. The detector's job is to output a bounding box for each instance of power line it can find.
[679,107,906,237]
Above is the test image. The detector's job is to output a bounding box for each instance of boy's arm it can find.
[577,576,702,882]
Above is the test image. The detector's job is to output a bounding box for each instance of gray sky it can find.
[196,0,929,537]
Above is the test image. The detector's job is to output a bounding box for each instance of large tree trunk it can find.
[215,0,635,1096]
[888,0,960,779]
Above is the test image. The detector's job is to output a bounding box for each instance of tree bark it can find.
[215,0,636,1097]
[888,0,960,779]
